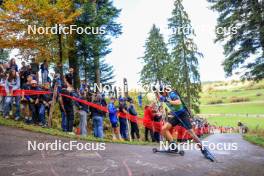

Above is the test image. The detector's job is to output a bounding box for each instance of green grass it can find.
[0,118,154,146]
[205,116,264,148]
[205,116,264,129]
[244,134,264,148]
[200,89,264,105]
[200,102,264,114]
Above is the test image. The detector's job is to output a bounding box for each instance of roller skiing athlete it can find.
[153,86,215,162]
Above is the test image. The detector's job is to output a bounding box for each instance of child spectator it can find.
[108,97,121,140]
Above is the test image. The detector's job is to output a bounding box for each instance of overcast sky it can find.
[9,0,236,88]
[104,0,237,88]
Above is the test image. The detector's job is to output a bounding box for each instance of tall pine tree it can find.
[140,24,170,86]
[208,0,264,81]
[167,0,202,113]
[76,0,121,87]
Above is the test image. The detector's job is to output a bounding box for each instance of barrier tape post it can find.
[126,114,132,142]
[48,85,58,128]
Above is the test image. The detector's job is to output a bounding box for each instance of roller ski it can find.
[201,147,216,162]
[152,147,185,156]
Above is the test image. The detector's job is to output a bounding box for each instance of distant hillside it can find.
[200,80,264,115]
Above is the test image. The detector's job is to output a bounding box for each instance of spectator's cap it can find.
[119,97,125,102]
[31,80,37,84]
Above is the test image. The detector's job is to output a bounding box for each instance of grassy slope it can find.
[205,116,264,129]
[0,118,154,146]
[200,80,264,147]
[200,102,264,114]
[200,80,264,119]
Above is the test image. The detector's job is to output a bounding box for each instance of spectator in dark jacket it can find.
[38,82,52,127]
[59,87,75,133]
[118,98,129,140]
[90,94,104,138]
[127,97,140,140]
[26,80,40,124]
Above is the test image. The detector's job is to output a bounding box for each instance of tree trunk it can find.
[57,33,63,76]
[94,52,100,92]
[68,35,80,89]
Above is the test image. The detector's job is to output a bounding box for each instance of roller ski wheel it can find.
[179,150,185,156]
[152,148,158,153]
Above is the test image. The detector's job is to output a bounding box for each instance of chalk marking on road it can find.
[95,151,102,159]
[135,159,177,172]
[77,166,109,176]
[131,152,143,158]
[123,159,133,176]
[106,159,118,168]
[11,168,42,176]
[0,162,21,168]
[41,150,60,176]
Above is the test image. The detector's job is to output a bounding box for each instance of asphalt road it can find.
[0,125,264,176]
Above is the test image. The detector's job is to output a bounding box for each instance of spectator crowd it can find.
[0,58,217,142]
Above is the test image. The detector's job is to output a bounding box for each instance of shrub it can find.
[207,99,223,105]
[229,96,250,103]
[256,93,262,97]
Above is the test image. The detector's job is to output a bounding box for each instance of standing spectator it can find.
[152,106,162,143]
[21,75,33,122]
[59,87,75,133]
[0,63,6,114]
[77,90,89,136]
[38,82,52,127]
[40,60,49,84]
[9,58,18,72]
[19,62,30,88]
[127,97,140,140]
[3,69,20,120]
[26,80,40,124]
[90,94,104,138]
[138,92,143,108]
[143,103,155,142]
[108,97,121,140]
[65,67,74,87]
[30,58,39,82]
[52,73,62,93]
[118,98,129,140]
